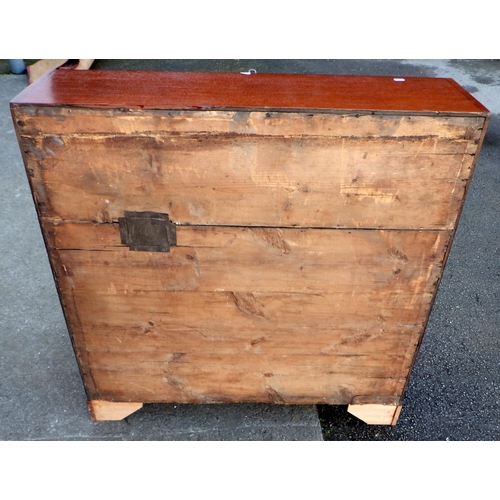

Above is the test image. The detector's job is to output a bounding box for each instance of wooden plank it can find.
[21,132,478,229]
[13,107,486,139]
[46,223,446,403]
[61,287,418,403]
[10,70,490,114]
[26,60,95,84]
[50,225,448,294]
[88,353,408,404]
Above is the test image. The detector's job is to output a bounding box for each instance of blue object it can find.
[8,59,26,74]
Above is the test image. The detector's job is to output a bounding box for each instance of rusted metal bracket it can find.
[118,211,176,252]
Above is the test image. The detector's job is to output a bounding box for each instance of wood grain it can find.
[46,222,447,403]
[13,107,486,138]
[88,400,143,421]
[10,70,490,114]
[49,224,447,294]
[88,352,409,404]
[19,125,480,229]
[70,290,425,356]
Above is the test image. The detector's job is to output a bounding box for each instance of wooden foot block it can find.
[88,400,143,421]
[347,404,402,425]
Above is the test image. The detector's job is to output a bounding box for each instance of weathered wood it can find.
[49,225,447,294]
[20,128,477,229]
[10,71,490,424]
[71,290,425,356]
[53,286,426,403]
[88,400,143,421]
[45,223,445,403]
[14,107,486,138]
[89,354,408,404]
[26,60,94,84]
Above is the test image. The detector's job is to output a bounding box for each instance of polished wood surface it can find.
[11,69,489,114]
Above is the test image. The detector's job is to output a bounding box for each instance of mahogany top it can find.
[11,69,489,115]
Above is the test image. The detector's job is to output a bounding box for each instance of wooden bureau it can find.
[11,70,490,424]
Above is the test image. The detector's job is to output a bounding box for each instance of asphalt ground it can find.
[1,60,499,443]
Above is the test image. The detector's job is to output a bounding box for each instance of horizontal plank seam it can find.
[45,220,454,232]
[19,132,481,142]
